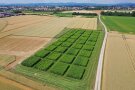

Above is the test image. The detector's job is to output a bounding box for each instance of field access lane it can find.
[102,32,135,90]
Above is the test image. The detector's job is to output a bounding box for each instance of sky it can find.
[0,0,135,4]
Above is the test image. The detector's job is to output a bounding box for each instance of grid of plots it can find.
[22,29,101,80]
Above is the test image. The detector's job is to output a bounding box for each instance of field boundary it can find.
[94,14,108,90]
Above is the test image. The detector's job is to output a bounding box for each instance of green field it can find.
[15,29,104,90]
[54,12,74,17]
[102,16,135,34]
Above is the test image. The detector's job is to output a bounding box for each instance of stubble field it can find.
[102,32,135,90]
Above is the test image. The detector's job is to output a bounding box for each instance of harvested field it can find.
[0,15,97,38]
[2,16,53,32]
[0,36,51,56]
[13,17,72,37]
[67,17,97,30]
[0,19,7,31]
[0,70,56,90]
[0,76,32,90]
[0,54,15,67]
[102,32,135,90]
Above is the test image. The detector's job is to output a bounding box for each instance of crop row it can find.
[22,29,101,79]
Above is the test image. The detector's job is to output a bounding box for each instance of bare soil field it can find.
[102,32,135,90]
[67,17,97,30]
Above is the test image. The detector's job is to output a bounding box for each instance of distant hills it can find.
[0,3,135,7]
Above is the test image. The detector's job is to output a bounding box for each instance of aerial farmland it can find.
[0,2,135,90]
[0,10,105,90]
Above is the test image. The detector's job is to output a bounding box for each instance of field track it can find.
[102,32,135,90]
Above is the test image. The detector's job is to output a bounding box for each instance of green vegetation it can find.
[74,56,89,66]
[21,56,40,67]
[47,52,61,60]
[67,65,85,79]
[54,12,74,17]
[34,59,54,71]
[50,62,69,75]
[35,50,50,58]
[102,16,135,34]
[59,54,75,64]
[16,29,104,90]
[101,11,135,17]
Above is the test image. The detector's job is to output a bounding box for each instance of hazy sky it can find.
[0,0,135,4]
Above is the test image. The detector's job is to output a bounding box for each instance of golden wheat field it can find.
[102,32,135,90]
[0,15,97,38]
[67,17,97,30]
[0,19,7,31]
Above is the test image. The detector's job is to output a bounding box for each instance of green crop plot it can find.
[50,62,69,75]
[102,16,135,34]
[47,52,61,60]
[59,54,75,64]
[67,65,85,79]
[35,50,50,58]
[54,46,67,53]
[74,56,89,66]
[18,29,104,90]
[22,56,40,67]
[34,59,54,71]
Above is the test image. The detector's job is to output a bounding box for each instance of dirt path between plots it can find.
[102,32,135,90]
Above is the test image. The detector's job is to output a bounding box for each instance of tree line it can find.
[101,11,135,17]
[72,12,97,16]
